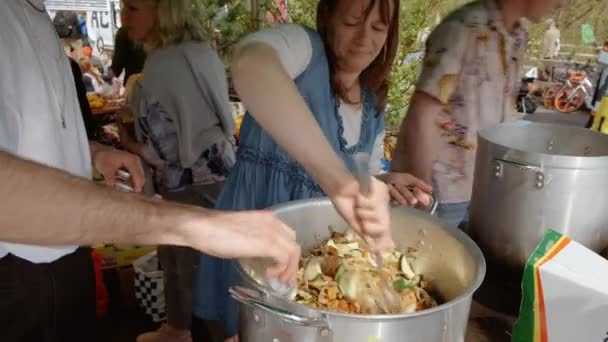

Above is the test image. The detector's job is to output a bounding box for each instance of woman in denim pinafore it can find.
[192,1,432,340]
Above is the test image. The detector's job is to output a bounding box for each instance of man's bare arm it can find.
[0,151,301,283]
[0,150,198,247]
[391,91,443,184]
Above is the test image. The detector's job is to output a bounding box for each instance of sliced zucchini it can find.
[335,264,346,281]
[338,243,361,256]
[308,274,328,289]
[344,229,356,242]
[346,249,364,258]
[382,250,401,265]
[403,303,417,314]
[337,270,362,300]
[399,254,416,279]
[393,278,415,292]
[297,289,314,301]
[304,257,323,281]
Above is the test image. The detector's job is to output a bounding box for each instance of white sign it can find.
[86,1,121,51]
[45,0,109,12]
[47,0,121,53]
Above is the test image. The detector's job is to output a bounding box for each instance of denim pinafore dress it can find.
[192,25,385,336]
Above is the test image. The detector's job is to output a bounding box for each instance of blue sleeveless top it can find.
[192,26,385,336]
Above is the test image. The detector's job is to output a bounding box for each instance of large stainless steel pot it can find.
[469,121,608,270]
[231,198,486,342]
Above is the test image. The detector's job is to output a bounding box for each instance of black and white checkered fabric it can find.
[133,251,166,323]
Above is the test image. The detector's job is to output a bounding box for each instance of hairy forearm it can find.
[231,43,353,195]
[0,151,203,247]
[391,92,440,184]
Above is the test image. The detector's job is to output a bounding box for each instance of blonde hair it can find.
[137,0,208,51]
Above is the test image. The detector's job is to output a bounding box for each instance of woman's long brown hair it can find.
[316,0,400,113]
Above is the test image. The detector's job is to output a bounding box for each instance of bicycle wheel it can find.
[554,87,585,113]
[543,85,561,109]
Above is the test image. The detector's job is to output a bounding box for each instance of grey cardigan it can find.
[139,41,234,168]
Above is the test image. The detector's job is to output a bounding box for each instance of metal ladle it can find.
[353,152,402,314]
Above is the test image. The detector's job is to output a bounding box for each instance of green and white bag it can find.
[512,230,608,342]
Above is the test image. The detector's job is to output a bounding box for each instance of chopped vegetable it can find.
[335,264,345,281]
[304,257,323,281]
[327,240,362,257]
[399,254,416,279]
[393,278,415,292]
[297,289,314,301]
[384,251,401,263]
[403,303,417,314]
[296,228,438,314]
[411,275,421,287]
[337,270,362,300]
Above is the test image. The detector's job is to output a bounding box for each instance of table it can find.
[92,105,123,116]
[466,301,516,342]
[90,105,122,129]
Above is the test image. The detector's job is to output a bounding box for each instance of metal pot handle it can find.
[493,158,545,189]
[229,286,330,329]
[427,191,439,215]
[391,190,439,215]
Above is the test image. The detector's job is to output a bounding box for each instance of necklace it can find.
[25,0,46,13]
[21,0,68,129]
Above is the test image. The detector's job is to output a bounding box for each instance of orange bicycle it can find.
[543,70,593,113]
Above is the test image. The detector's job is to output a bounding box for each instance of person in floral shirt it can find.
[390,0,562,228]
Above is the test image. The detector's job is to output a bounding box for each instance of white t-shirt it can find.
[0,0,92,263]
[599,50,608,66]
[239,24,386,175]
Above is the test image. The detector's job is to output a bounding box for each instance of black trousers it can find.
[158,182,224,331]
[192,317,230,342]
[0,248,96,342]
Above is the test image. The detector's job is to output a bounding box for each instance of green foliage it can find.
[555,0,608,46]
[207,0,606,129]
[385,0,445,130]
[285,0,318,28]
[524,0,608,66]
[199,0,284,65]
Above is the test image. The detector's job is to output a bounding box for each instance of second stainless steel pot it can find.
[468,122,608,269]
[232,198,485,342]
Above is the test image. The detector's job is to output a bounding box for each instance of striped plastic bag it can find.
[133,251,166,323]
[512,230,608,342]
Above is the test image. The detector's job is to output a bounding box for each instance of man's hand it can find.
[331,178,394,253]
[90,142,145,192]
[189,210,301,286]
[382,172,433,207]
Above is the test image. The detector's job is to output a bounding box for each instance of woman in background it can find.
[78,57,105,93]
[118,1,236,341]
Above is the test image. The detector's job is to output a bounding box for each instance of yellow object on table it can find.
[591,97,608,134]
[87,93,105,109]
[234,114,244,140]
[94,244,157,270]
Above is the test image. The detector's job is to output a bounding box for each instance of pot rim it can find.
[479,122,608,169]
[236,198,487,320]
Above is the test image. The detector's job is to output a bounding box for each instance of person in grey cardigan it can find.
[118,1,237,341]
